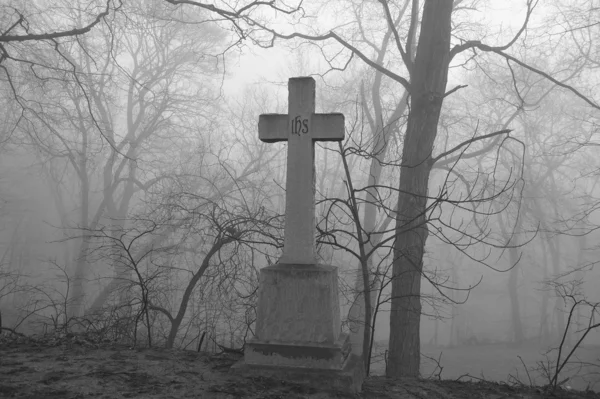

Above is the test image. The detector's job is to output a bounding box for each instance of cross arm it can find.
[312,113,345,142]
[258,113,345,143]
[259,114,288,143]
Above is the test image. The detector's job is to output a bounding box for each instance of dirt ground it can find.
[1,333,599,399]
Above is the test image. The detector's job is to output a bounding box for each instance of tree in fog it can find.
[82,167,282,347]
[82,83,284,348]
[464,34,598,345]
[165,0,600,377]
[0,0,287,347]
[0,1,120,118]
[0,0,119,247]
[10,1,225,317]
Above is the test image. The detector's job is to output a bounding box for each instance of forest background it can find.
[1,0,599,390]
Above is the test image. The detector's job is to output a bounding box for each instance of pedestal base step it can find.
[230,353,365,394]
[244,333,351,369]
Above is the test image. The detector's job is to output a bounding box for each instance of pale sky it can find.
[222,1,536,98]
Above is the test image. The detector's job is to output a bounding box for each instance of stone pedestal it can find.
[231,263,364,393]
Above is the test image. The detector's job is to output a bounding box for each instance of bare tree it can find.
[79,144,283,348]
[0,1,121,140]
[0,1,116,46]
[163,0,600,377]
[10,1,228,317]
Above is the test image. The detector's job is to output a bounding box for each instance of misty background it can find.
[1,0,599,391]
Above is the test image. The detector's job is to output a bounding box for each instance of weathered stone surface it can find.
[253,264,341,344]
[231,353,365,394]
[243,77,363,393]
[257,77,344,265]
[245,333,351,369]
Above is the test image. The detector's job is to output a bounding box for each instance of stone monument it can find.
[231,77,364,393]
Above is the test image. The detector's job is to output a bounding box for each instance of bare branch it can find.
[431,128,512,166]
[449,0,539,60]
[243,22,411,90]
[377,0,411,71]
[0,1,117,43]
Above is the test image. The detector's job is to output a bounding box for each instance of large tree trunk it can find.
[496,204,524,345]
[68,153,90,318]
[508,246,524,344]
[572,228,586,344]
[387,0,451,378]
[449,266,459,347]
[538,235,550,344]
[547,235,566,343]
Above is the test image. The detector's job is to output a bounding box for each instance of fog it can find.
[1,0,599,393]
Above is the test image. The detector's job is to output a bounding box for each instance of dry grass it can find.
[1,334,599,398]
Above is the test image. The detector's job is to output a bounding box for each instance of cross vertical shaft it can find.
[281,78,317,264]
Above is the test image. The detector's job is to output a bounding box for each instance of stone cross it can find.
[259,77,345,264]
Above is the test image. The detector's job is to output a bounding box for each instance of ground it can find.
[370,341,600,392]
[1,333,599,399]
